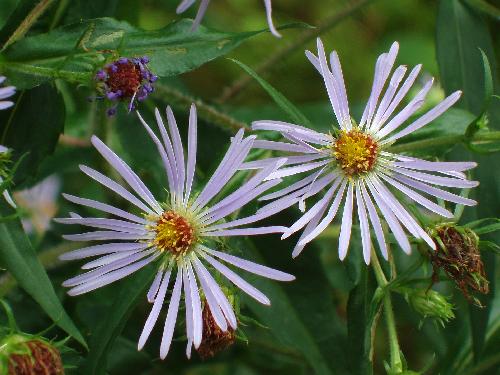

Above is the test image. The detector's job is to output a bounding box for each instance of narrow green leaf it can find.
[463,0,500,21]
[84,264,155,375]
[229,58,313,128]
[0,0,20,31]
[0,18,268,89]
[0,201,86,347]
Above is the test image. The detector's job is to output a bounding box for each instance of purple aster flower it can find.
[177,0,281,38]
[249,38,478,264]
[56,105,294,359]
[94,56,157,116]
[0,76,16,111]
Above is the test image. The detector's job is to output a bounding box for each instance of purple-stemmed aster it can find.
[94,56,157,116]
[0,76,15,111]
[176,0,281,37]
[55,105,294,359]
[249,38,479,264]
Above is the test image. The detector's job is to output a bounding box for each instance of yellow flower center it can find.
[332,129,379,177]
[152,210,196,256]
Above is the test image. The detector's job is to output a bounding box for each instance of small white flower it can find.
[177,0,281,37]
[249,38,479,264]
[56,104,294,359]
[0,76,16,110]
[14,175,61,235]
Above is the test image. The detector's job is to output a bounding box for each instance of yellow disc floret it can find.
[332,129,379,177]
[152,210,196,256]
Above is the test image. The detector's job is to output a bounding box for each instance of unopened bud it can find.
[407,289,454,326]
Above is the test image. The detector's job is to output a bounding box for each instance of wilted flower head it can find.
[94,56,157,116]
[429,223,489,305]
[250,38,478,263]
[177,0,281,37]
[56,104,294,359]
[0,76,15,111]
[14,175,61,235]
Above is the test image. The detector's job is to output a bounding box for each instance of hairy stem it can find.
[154,83,249,132]
[2,0,56,51]
[371,249,403,372]
[217,0,375,103]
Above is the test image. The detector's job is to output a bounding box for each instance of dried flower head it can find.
[429,224,489,306]
[94,56,157,116]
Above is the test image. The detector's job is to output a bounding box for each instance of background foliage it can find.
[0,0,498,374]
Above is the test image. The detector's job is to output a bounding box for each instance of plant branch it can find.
[217,0,375,103]
[153,83,249,133]
[2,0,56,52]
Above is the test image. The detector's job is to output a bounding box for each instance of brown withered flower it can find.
[429,224,489,306]
[4,337,64,375]
[196,301,236,360]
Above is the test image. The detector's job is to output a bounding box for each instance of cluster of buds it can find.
[0,334,64,375]
[94,56,157,116]
[428,224,489,306]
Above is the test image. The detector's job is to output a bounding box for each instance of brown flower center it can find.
[332,129,379,177]
[152,210,196,255]
[106,61,142,98]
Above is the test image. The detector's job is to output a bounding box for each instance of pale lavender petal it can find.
[81,248,147,269]
[67,253,159,296]
[265,159,330,180]
[166,107,186,200]
[241,154,323,170]
[136,111,176,194]
[355,183,372,264]
[192,255,237,329]
[177,0,197,13]
[0,102,14,110]
[63,231,148,241]
[392,166,478,188]
[338,183,354,260]
[252,121,330,144]
[252,139,314,153]
[263,0,281,37]
[147,268,165,303]
[200,246,295,281]
[298,179,347,247]
[259,169,324,201]
[199,252,270,305]
[393,160,477,172]
[359,183,388,259]
[79,166,155,215]
[203,226,286,237]
[155,108,179,201]
[160,268,183,359]
[384,91,462,143]
[0,86,16,100]
[191,255,228,332]
[186,261,203,348]
[184,104,197,203]
[62,193,149,224]
[380,173,454,218]
[191,0,210,31]
[329,50,350,125]
[91,136,162,213]
[59,243,149,261]
[55,217,147,233]
[138,269,172,350]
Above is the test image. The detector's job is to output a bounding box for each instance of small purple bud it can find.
[150,75,158,83]
[140,56,150,64]
[118,57,129,64]
[106,107,117,116]
[109,64,118,73]
[95,70,107,81]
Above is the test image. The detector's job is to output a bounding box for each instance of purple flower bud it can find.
[95,70,107,81]
[118,57,129,64]
[106,107,117,116]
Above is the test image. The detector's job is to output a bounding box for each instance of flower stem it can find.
[387,130,500,153]
[1,0,56,51]
[371,249,403,373]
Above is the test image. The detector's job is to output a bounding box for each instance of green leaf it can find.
[436,0,497,116]
[229,58,313,128]
[0,18,268,89]
[84,264,155,375]
[463,0,500,21]
[241,236,347,375]
[0,0,20,31]
[346,266,377,375]
[0,84,64,187]
[0,200,86,347]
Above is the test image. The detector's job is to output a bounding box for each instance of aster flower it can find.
[56,105,294,359]
[249,38,478,264]
[177,0,281,37]
[0,76,15,110]
[94,56,157,116]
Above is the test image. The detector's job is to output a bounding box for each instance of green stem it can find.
[217,0,376,103]
[1,0,56,51]
[153,83,249,133]
[371,250,403,373]
[386,131,500,153]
